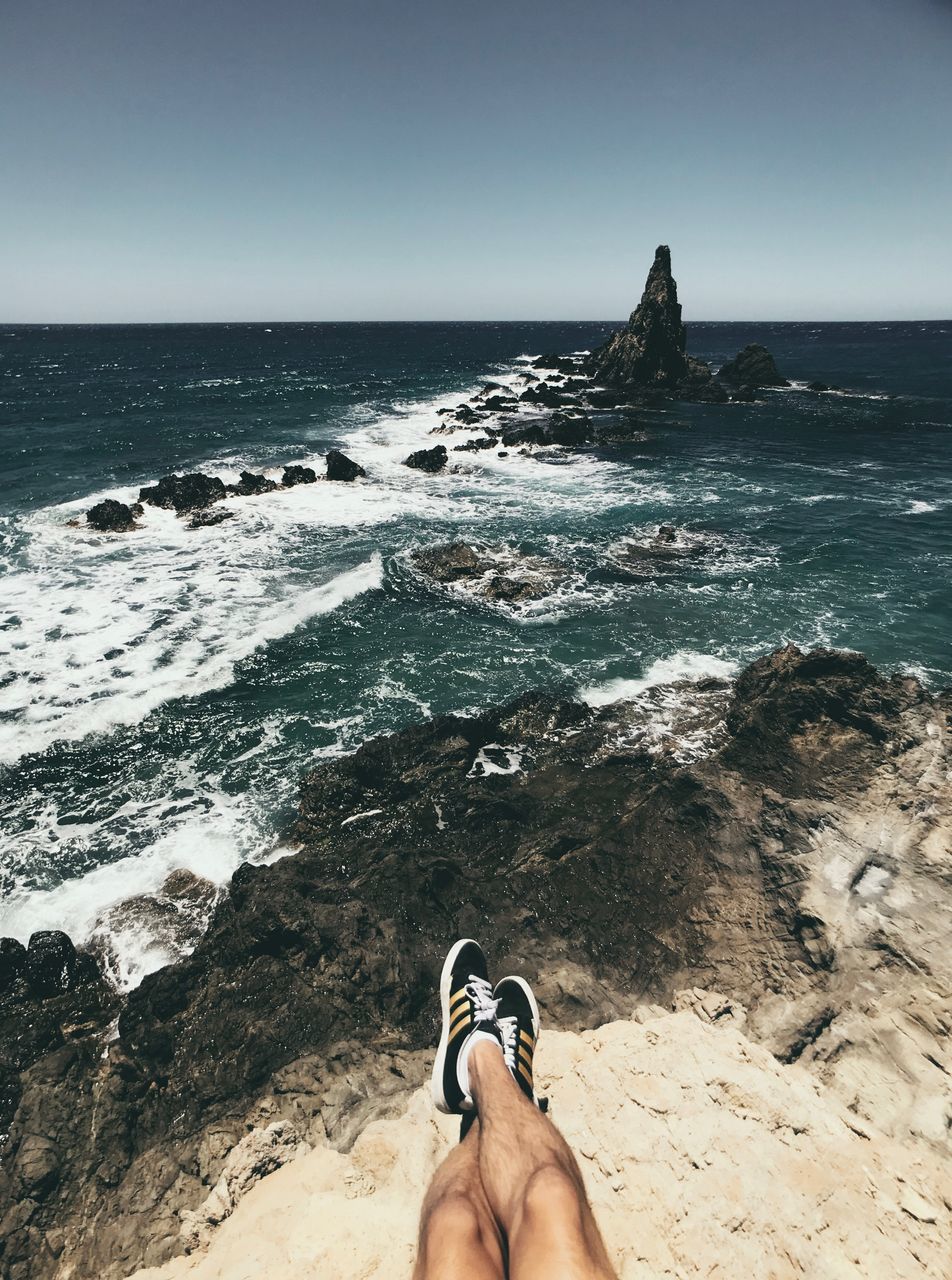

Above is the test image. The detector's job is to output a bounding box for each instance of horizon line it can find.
[3,317,951,328]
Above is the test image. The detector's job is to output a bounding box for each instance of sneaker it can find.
[494,975,541,1103]
[432,939,501,1115]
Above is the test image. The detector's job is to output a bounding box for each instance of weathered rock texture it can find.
[129,1011,951,1280]
[1,646,950,1279]
[588,246,725,401]
[718,342,789,388]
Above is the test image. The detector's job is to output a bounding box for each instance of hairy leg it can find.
[469,1041,617,1280]
[413,1118,506,1280]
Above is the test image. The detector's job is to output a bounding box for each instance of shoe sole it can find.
[432,938,477,1114]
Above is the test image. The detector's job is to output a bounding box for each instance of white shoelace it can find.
[498,1015,519,1072]
[465,975,500,1024]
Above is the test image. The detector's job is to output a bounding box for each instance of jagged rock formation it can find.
[403,444,448,473]
[325,451,366,482]
[1,646,950,1278]
[128,1011,951,1280]
[138,473,227,514]
[718,342,789,388]
[588,246,726,401]
[85,499,143,533]
[281,464,317,487]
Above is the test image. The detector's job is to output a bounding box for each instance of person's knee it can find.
[423,1189,486,1245]
[520,1162,585,1227]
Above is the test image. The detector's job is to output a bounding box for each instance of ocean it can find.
[1,319,949,986]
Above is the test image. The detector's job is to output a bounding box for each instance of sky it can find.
[1,0,951,321]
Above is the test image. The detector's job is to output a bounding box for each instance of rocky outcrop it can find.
[718,343,789,388]
[85,499,143,533]
[186,509,234,530]
[325,451,366,482]
[127,1010,952,1280]
[138,473,227,514]
[403,445,447,473]
[227,471,279,498]
[2,646,950,1279]
[411,542,569,604]
[589,245,690,388]
[281,465,316,487]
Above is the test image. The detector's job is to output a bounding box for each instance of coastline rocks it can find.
[227,471,279,498]
[531,354,581,374]
[403,445,447,473]
[86,499,144,533]
[411,542,569,604]
[717,343,789,388]
[325,450,366,482]
[589,245,691,388]
[281,465,317,487]
[187,508,234,530]
[139,473,227,514]
[604,525,716,579]
[4,646,952,1279]
[675,355,729,403]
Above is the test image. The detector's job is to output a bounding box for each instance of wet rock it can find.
[24,932,91,999]
[500,414,592,449]
[281,465,317,487]
[403,445,447,474]
[187,508,235,530]
[675,356,729,403]
[808,381,831,392]
[604,525,716,579]
[481,395,518,413]
[718,343,789,388]
[589,245,690,388]
[411,542,481,583]
[139,473,227,514]
[730,384,758,402]
[475,382,504,396]
[227,471,279,498]
[531,354,581,374]
[325,450,366,482]
[0,937,27,993]
[85,499,143,533]
[451,405,483,426]
[519,382,567,408]
[452,436,496,453]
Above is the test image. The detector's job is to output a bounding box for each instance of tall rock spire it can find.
[591,245,688,386]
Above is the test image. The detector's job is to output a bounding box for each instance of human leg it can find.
[412,1117,505,1280]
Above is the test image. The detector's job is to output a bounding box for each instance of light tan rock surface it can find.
[129,1009,951,1280]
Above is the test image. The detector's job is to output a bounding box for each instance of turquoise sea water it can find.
[1,320,949,982]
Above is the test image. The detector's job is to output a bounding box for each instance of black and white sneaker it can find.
[494,975,541,1103]
[432,939,501,1114]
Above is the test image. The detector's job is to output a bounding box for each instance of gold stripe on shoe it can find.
[448,1009,471,1041]
[450,989,469,1014]
[517,1059,533,1089]
[519,1029,535,1051]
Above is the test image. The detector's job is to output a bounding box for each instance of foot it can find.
[432,939,501,1115]
[494,975,541,1103]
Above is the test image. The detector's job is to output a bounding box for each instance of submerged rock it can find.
[412,541,569,604]
[718,343,789,388]
[281,465,317,487]
[139,472,227,514]
[325,450,366,481]
[404,445,448,473]
[187,508,235,530]
[85,499,143,533]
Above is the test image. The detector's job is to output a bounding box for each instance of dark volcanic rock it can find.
[500,414,593,449]
[325,450,366,482]
[531,354,580,374]
[282,465,317,487]
[227,471,279,498]
[481,395,518,413]
[675,356,729,404]
[138,473,227,514]
[452,435,496,453]
[85,499,143,533]
[404,445,447,474]
[519,382,568,408]
[589,245,690,388]
[718,344,789,388]
[186,508,235,530]
[452,405,484,426]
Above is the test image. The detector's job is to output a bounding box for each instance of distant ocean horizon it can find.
[2,318,949,987]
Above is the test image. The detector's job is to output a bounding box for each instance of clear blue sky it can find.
[2,0,950,321]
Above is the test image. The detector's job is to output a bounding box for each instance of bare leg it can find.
[413,1118,506,1280]
[469,1041,617,1280]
